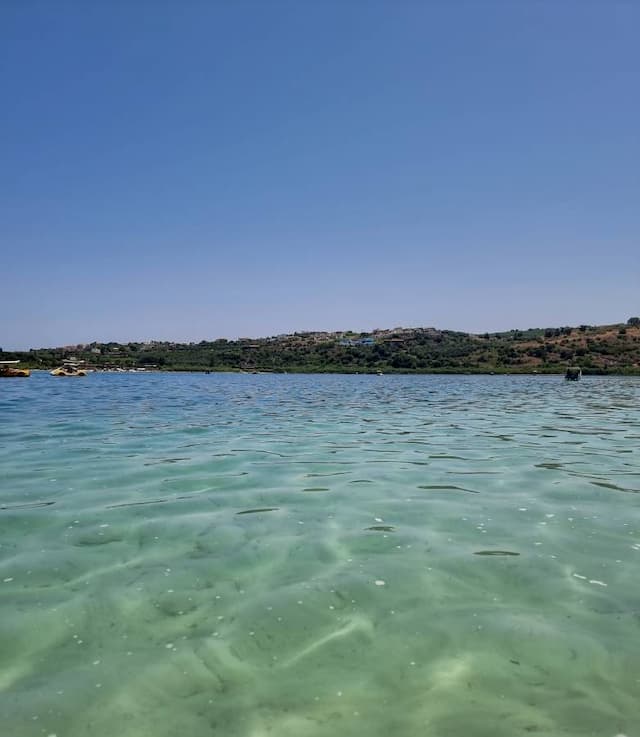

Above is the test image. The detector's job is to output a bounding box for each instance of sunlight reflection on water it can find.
[1,373,639,736]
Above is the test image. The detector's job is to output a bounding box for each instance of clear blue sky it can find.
[1,1,638,349]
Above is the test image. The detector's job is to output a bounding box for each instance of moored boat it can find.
[0,360,31,377]
[565,366,582,381]
[50,361,88,377]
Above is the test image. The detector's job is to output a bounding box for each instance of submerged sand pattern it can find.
[1,372,639,736]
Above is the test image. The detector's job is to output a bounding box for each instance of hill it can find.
[4,319,640,375]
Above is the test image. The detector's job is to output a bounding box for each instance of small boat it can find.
[50,361,88,377]
[0,360,31,377]
[565,366,582,381]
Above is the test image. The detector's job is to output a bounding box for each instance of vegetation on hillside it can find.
[3,319,640,374]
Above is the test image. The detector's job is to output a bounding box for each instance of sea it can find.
[1,372,639,737]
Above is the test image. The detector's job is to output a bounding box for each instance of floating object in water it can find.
[0,360,30,377]
[366,525,395,532]
[565,367,581,381]
[51,361,87,377]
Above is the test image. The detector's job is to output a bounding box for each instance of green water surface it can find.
[1,373,639,736]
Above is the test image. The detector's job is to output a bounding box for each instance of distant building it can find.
[339,336,376,347]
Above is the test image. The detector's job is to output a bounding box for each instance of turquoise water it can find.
[1,372,639,737]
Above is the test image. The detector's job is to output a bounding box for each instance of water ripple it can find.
[1,372,639,737]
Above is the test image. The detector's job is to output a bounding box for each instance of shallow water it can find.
[1,372,639,737]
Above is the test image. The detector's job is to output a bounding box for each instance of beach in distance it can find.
[1,372,639,737]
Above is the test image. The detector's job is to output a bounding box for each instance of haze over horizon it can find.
[2,2,638,351]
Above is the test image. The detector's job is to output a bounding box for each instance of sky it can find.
[1,1,638,350]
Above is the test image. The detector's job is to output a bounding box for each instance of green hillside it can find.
[4,318,640,374]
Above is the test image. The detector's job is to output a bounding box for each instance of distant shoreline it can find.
[5,320,640,375]
[27,367,639,377]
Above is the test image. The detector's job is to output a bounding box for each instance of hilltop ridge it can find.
[4,318,640,374]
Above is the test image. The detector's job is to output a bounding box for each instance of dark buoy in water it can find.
[565,366,582,381]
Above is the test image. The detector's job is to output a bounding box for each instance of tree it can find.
[391,353,416,369]
[627,317,640,326]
